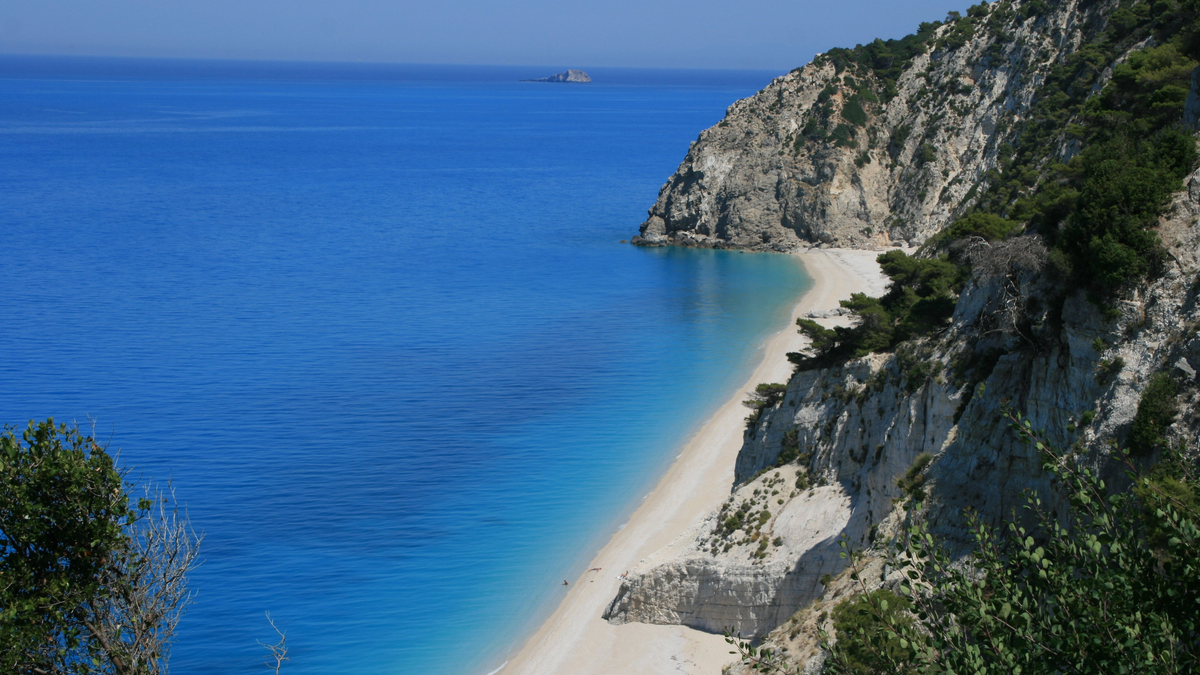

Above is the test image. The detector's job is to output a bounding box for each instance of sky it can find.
[0,0,975,71]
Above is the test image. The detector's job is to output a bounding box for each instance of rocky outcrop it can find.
[603,467,856,636]
[523,69,591,83]
[631,0,1118,250]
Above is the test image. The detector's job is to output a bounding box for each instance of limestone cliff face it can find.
[717,168,1200,671]
[603,467,857,636]
[631,0,1117,250]
[608,175,1200,641]
[609,0,1200,664]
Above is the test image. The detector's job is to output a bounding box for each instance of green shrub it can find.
[0,421,133,671]
[842,98,868,126]
[896,452,933,500]
[1128,373,1179,456]
[790,252,961,371]
[743,383,788,428]
[938,18,975,52]
[831,123,857,147]
[0,420,200,674]
[1095,356,1125,384]
[953,10,1200,296]
[796,318,838,354]
[1058,138,1190,291]
[939,212,1018,244]
[895,345,939,393]
[776,429,808,467]
[825,415,1200,674]
[831,590,916,675]
[823,23,939,101]
[746,383,787,407]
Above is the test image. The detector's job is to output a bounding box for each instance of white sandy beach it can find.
[500,247,891,675]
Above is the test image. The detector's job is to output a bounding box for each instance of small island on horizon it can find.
[522,69,591,83]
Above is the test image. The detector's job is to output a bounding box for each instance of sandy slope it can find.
[497,248,890,675]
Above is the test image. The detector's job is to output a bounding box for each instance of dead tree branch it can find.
[259,613,288,675]
[83,483,203,675]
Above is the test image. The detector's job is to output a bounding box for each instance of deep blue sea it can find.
[0,57,810,675]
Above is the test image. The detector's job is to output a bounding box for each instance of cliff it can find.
[609,198,1200,658]
[608,0,1200,670]
[632,0,1117,250]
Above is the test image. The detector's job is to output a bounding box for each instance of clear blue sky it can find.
[1,0,974,71]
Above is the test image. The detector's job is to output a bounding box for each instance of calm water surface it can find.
[0,58,810,674]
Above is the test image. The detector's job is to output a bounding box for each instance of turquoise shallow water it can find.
[0,57,811,674]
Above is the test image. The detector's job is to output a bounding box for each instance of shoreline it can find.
[499,247,890,675]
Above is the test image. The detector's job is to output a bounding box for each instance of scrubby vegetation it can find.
[729,413,1200,674]
[959,0,1200,298]
[789,252,963,371]
[830,590,915,675]
[744,383,789,427]
[776,429,812,468]
[708,472,798,559]
[1096,355,1127,383]
[931,212,1018,246]
[781,0,1200,387]
[1129,372,1181,456]
[828,415,1198,674]
[895,452,933,501]
[0,420,202,675]
[729,1,1200,672]
[803,0,1200,299]
[819,20,943,101]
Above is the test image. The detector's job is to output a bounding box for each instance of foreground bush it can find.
[0,420,201,675]
[728,411,1199,674]
[826,413,1200,674]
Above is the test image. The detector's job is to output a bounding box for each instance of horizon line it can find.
[0,51,790,75]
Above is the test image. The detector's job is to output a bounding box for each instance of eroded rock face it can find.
[609,165,1200,640]
[716,168,1200,667]
[631,0,1118,251]
[603,468,857,636]
[608,0,1200,657]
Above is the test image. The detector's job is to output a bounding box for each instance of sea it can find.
[0,56,812,675]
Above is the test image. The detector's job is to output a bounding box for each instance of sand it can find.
[497,248,891,675]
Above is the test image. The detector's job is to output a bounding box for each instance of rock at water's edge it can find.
[523,69,591,83]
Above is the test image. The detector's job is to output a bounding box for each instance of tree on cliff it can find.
[0,420,201,674]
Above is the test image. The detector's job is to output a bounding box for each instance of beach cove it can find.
[504,247,891,675]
